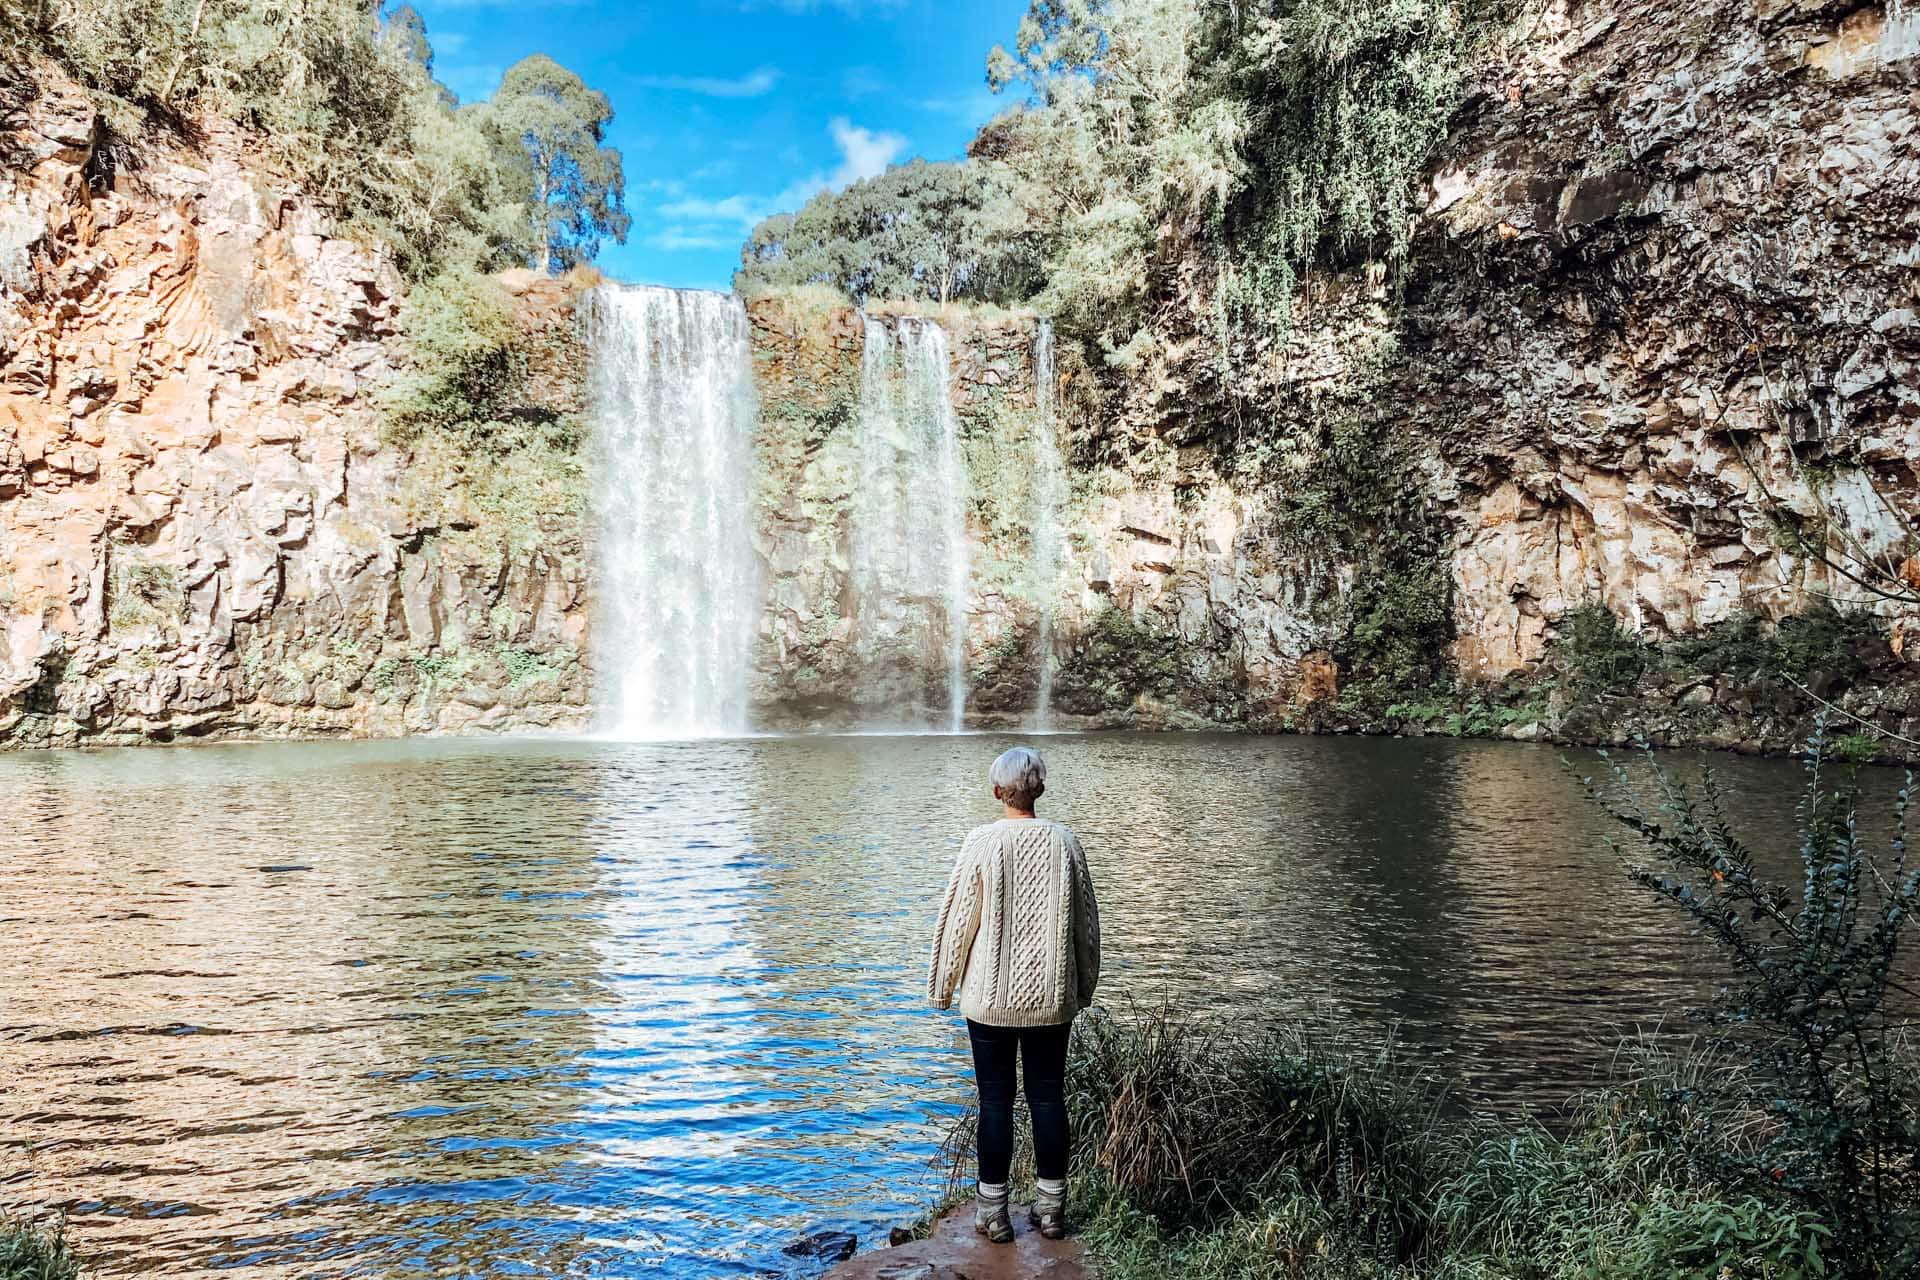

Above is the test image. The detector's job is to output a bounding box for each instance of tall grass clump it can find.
[0,1215,81,1280]
[1062,1008,1450,1262]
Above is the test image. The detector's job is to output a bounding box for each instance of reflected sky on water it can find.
[0,733,1898,1276]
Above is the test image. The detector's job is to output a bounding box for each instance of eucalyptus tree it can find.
[481,53,630,275]
[737,159,1040,305]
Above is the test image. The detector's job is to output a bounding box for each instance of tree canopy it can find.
[733,0,1515,372]
[736,159,1040,305]
[483,54,630,275]
[0,1,629,280]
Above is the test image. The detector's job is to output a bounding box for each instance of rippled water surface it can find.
[0,733,1883,1276]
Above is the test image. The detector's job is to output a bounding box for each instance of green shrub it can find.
[0,1214,81,1280]
[1620,1195,1831,1279]
[1664,606,1884,690]
[1553,602,1652,692]
[1051,607,1184,715]
[1595,733,1920,1271]
[107,549,183,631]
[379,269,517,442]
[1768,605,1882,685]
[1345,565,1454,698]
[379,268,586,463]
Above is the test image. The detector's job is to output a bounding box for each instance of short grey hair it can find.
[989,746,1047,803]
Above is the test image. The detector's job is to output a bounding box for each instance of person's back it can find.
[929,816,1098,1027]
[928,746,1099,1244]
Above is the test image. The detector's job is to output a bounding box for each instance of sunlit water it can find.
[0,734,1896,1276]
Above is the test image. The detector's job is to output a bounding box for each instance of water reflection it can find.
[0,734,1896,1276]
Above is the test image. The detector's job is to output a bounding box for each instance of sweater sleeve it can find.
[928,837,983,1011]
[1069,830,1101,1009]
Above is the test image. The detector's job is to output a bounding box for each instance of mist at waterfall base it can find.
[0,734,1866,1278]
[587,285,1065,740]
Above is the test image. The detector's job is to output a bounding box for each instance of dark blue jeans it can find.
[966,1019,1072,1185]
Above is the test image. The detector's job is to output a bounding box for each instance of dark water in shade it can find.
[0,733,1902,1277]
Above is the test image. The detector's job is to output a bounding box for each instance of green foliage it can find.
[1554,602,1653,693]
[1,5,625,281]
[1346,564,1453,698]
[1830,732,1878,765]
[1049,606,1183,715]
[1619,1195,1831,1279]
[377,268,585,470]
[497,645,559,686]
[1065,1008,1448,1256]
[733,0,1515,367]
[738,159,1042,305]
[0,1214,80,1280]
[483,54,629,274]
[980,0,1518,363]
[107,549,182,631]
[1769,607,1883,685]
[379,268,518,444]
[1256,405,1455,702]
[1057,1011,1875,1279]
[1597,735,1920,1270]
[1214,1,1514,346]
[1665,606,1884,689]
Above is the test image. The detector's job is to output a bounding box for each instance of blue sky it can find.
[410,0,1031,290]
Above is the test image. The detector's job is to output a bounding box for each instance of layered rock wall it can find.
[9,0,1920,751]
[0,80,590,747]
[990,0,1920,741]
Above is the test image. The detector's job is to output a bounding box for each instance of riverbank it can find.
[882,1005,1898,1280]
[823,1203,1086,1280]
[858,744,1920,1280]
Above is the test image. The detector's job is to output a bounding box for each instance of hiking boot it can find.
[973,1197,1014,1244]
[1029,1191,1068,1240]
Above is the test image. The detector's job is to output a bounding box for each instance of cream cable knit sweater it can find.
[928,817,1101,1028]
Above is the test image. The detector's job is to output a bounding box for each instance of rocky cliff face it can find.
[989,0,1920,747]
[0,79,590,748]
[9,0,1920,753]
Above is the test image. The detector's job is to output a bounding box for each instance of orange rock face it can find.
[0,77,590,746]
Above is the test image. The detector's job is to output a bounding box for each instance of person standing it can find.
[928,746,1101,1241]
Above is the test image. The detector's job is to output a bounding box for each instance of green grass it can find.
[0,1214,80,1280]
[934,1008,1888,1279]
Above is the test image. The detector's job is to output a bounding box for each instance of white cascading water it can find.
[1029,318,1066,730]
[851,316,972,731]
[587,285,760,738]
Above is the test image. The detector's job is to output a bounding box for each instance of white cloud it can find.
[657,117,908,232]
[660,194,766,225]
[635,67,782,98]
[826,117,905,187]
[650,229,739,252]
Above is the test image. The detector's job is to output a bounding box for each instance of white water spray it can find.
[588,286,760,738]
[851,316,972,731]
[1030,319,1067,730]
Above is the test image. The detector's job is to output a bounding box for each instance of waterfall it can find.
[588,285,759,739]
[1030,319,1065,730]
[851,316,971,731]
